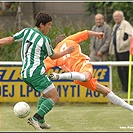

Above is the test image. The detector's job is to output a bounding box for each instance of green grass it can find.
[0,103,133,132]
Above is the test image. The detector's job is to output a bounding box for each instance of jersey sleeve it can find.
[66,30,89,43]
[12,28,26,42]
[44,37,54,57]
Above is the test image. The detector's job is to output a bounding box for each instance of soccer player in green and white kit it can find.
[0,11,75,130]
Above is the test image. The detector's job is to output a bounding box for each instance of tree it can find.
[85,2,133,26]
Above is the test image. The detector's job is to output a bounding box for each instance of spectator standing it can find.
[109,10,133,93]
[90,13,112,61]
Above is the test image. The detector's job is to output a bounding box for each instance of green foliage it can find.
[0,30,21,61]
[48,17,90,50]
[9,2,19,12]
[0,42,21,61]
[85,2,133,25]
[0,22,90,61]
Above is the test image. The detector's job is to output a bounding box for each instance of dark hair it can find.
[56,34,67,44]
[35,11,52,27]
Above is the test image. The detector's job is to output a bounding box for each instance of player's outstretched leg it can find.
[50,72,86,81]
[96,82,133,112]
[50,72,133,112]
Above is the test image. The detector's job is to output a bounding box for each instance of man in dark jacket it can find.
[90,13,112,61]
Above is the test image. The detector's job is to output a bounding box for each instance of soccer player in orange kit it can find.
[44,30,133,112]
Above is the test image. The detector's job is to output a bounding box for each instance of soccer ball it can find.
[13,101,30,118]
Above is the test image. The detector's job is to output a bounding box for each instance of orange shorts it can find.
[74,60,97,91]
[74,77,97,91]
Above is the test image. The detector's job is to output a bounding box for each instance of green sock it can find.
[37,96,47,110]
[38,119,44,124]
[36,96,47,123]
[37,98,55,118]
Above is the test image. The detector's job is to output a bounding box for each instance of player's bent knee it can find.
[49,88,59,103]
[51,94,59,103]
[55,96,59,103]
[85,76,91,81]
[42,85,59,103]
[42,91,59,103]
[82,72,92,81]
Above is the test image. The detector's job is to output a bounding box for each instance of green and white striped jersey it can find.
[13,28,54,78]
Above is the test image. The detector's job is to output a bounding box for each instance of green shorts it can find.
[22,73,55,93]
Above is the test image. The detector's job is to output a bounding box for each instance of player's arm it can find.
[0,29,26,46]
[66,30,89,43]
[50,45,74,60]
[66,30,104,44]
[88,30,104,39]
[0,36,14,45]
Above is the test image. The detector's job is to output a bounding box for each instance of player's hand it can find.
[65,46,75,54]
[97,32,104,39]
[97,51,102,57]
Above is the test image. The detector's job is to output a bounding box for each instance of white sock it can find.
[107,91,133,112]
[58,72,86,81]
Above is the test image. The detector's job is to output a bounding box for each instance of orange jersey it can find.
[44,30,97,91]
[45,30,90,72]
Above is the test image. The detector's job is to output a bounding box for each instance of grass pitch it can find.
[0,102,133,132]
